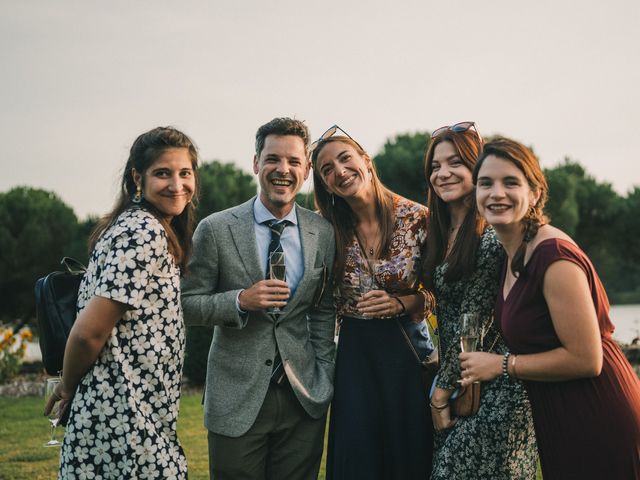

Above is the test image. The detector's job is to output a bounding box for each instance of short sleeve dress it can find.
[431,228,538,480]
[497,238,640,480]
[59,207,188,479]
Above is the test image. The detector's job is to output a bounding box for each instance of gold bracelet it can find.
[511,354,518,379]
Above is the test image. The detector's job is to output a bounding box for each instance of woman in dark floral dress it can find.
[312,126,434,479]
[422,123,537,479]
[44,127,199,479]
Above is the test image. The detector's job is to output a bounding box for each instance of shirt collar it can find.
[253,197,299,226]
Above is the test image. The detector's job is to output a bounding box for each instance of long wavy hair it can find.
[89,126,199,270]
[421,128,485,291]
[473,137,549,277]
[311,136,395,282]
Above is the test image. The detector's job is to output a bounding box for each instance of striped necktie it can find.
[263,219,290,385]
[264,219,289,278]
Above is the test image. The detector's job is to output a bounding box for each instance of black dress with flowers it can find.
[59,208,187,479]
[431,228,537,480]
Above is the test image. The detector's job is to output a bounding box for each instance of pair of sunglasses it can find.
[309,124,364,157]
[431,121,481,140]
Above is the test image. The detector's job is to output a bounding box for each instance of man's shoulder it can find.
[200,197,255,225]
[296,204,333,232]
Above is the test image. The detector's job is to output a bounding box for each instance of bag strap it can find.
[396,318,422,364]
[61,257,87,273]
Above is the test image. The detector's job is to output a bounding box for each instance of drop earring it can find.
[331,193,335,206]
[132,185,142,204]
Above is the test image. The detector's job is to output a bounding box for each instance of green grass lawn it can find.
[0,392,328,480]
[0,393,538,479]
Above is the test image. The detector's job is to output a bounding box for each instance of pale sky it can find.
[1,0,638,219]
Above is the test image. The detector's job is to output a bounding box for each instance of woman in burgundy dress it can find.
[458,137,640,479]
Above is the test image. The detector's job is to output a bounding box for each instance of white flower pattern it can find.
[59,208,187,479]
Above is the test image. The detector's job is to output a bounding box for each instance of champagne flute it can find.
[44,377,62,447]
[359,259,378,297]
[460,313,480,353]
[269,251,287,313]
[459,313,480,385]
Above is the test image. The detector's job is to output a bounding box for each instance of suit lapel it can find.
[282,206,319,315]
[229,198,264,285]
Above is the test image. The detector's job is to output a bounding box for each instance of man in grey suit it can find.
[182,117,336,480]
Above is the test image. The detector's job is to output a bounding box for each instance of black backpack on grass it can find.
[34,257,86,375]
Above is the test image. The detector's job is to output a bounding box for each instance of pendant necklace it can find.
[355,229,379,259]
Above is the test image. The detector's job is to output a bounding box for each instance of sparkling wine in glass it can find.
[359,259,378,297]
[269,251,287,313]
[460,313,480,353]
[44,377,62,447]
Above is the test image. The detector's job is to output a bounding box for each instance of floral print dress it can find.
[59,208,187,479]
[430,228,537,480]
[335,195,428,318]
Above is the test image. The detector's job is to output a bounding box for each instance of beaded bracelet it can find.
[429,401,449,410]
[502,352,511,378]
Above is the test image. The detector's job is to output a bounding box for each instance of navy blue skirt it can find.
[326,316,434,480]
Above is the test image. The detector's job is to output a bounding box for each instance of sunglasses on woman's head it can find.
[431,121,481,141]
[309,124,364,158]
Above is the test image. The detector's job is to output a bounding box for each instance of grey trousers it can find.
[208,381,326,480]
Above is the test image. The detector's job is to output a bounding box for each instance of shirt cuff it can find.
[235,289,248,315]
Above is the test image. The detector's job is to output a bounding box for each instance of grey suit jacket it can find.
[181,197,336,437]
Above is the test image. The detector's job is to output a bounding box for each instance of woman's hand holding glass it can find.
[458,352,502,387]
[458,352,503,386]
[357,289,404,318]
[356,260,401,318]
[458,313,503,385]
[43,377,72,447]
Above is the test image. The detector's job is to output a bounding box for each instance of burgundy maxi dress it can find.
[496,238,640,480]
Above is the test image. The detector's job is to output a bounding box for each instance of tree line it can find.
[2,131,639,326]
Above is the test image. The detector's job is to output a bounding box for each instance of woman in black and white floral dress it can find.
[44,127,199,479]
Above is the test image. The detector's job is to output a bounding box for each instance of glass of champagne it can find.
[44,377,62,447]
[460,313,480,353]
[269,251,287,313]
[359,259,378,297]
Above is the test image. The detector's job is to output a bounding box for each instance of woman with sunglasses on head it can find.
[460,137,640,479]
[312,125,434,479]
[44,127,199,479]
[423,123,537,480]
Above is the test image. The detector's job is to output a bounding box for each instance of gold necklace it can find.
[356,229,379,258]
[363,237,379,257]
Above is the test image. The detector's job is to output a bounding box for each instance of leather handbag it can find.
[451,382,481,417]
[397,315,438,392]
